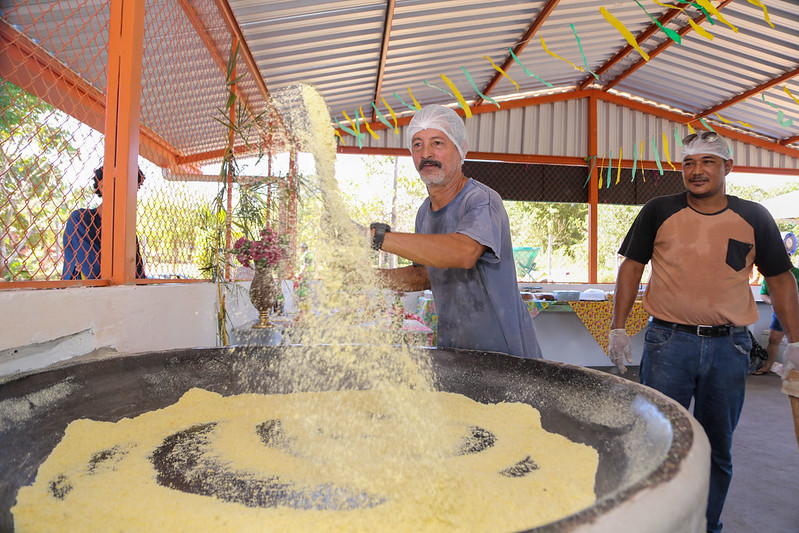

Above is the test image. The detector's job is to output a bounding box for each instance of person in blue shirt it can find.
[370,104,541,359]
[62,166,146,280]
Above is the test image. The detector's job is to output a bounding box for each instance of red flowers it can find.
[231,228,286,269]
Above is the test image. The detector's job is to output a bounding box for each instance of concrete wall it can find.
[0,283,259,378]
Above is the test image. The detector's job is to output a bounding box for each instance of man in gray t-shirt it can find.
[370,104,542,359]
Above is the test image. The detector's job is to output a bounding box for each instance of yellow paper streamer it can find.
[540,35,583,72]
[687,123,696,134]
[784,87,799,106]
[616,146,622,184]
[483,55,520,91]
[342,110,364,148]
[600,7,650,61]
[381,97,399,133]
[696,0,738,32]
[747,0,773,28]
[408,87,422,110]
[440,74,472,118]
[640,140,646,181]
[334,129,345,145]
[714,113,752,129]
[359,106,379,140]
[688,18,714,40]
[342,110,359,135]
[652,0,676,10]
[662,132,675,171]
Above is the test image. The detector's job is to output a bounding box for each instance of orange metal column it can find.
[102,0,146,284]
[587,93,599,283]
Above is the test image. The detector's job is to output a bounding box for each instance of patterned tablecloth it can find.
[524,300,551,318]
[568,301,650,354]
[416,296,438,334]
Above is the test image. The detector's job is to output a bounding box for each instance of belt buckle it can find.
[696,325,715,337]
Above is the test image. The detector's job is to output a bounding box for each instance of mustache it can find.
[418,158,442,170]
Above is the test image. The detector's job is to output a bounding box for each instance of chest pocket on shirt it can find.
[726,238,753,271]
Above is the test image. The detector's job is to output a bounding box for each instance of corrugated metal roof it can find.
[3,0,799,168]
[229,0,799,159]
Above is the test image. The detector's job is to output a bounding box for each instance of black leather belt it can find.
[651,317,747,338]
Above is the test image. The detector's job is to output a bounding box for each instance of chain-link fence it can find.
[1,0,294,284]
[463,160,683,283]
[4,1,793,287]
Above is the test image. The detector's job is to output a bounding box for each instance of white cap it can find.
[405,105,468,162]
[681,132,732,161]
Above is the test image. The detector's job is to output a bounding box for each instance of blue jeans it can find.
[640,320,750,533]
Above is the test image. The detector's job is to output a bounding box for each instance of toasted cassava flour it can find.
[12,387,597,532]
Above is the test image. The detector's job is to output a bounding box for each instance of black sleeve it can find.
[737,199,793,277]
[618,195,683,264]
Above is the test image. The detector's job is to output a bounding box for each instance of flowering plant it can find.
[231,228,287,269]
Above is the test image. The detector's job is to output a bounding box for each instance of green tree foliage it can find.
[336,155,426,233]
[1,80,79,280]
[505,201,588,258]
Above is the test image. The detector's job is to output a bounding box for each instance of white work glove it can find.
[608,329,633,374]
[782,342,799,380]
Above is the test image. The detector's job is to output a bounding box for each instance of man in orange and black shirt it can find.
[609,132,799,533]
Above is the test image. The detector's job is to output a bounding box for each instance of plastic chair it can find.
[512,247,541,279]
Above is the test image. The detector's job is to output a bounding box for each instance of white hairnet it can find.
[681,131,732,161]
[405,105,468,162]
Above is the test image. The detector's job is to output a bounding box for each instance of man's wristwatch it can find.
[370,222,391,251]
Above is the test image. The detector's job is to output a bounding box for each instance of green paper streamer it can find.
[698,117,717,133]
[635,0,681,44]
[461,66,500,107]
[334,116,358,137]
[570,24,599,80]
[761,94,794,127]
[508,48,553,87]
[678,1,713,23]
[674,126,684,149]
[631,142,638,182]
[606,151,613,188]
[423,80,471,115]
[423,81,456,99]
[584,156,597,188]
[371,103,395,131]
[350,109,364,149]
[651,135,664,175]
[392,92,418,112]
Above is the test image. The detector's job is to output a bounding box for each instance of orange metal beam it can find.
[781,134,799,147]
[596,90,799,159]
[577,3,682,90]
[338,90,590,137]
[103,0,146,284]
[337,88,799,164]
[474,0,561,106]
[0,20,181,170]
[371,0,396,122]
[336,145,681,171]
[603,0,734,92]
[695,66,799,120]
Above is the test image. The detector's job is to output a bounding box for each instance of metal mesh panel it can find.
[465,160,679,283]
[1,0,290,283]
[1,0,110,282]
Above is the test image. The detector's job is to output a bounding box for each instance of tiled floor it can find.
[598,366,799,532]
